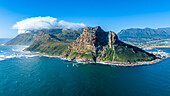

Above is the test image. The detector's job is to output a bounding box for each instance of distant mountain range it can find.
[117,28,170,42]
[117,28,170,47]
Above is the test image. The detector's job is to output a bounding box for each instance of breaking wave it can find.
[0,54,40,61]
[143,47,153,50]
[0,44,40,61]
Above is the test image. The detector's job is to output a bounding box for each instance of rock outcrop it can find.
[69,26,108,53]
[108,31,118,48]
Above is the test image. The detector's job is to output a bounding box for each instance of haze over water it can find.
[0,39,169,96]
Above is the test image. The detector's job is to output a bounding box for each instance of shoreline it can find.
[145,46,170,48]
[40,51,170,66]
[7,45,169,66]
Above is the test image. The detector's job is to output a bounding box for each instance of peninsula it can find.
[6,26,169,65]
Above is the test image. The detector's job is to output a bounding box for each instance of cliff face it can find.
[108,31,118,48]
[66,26,156,63]
[69,26,108,53]
[70,26,118,52]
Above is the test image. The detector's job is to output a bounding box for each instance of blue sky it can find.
[1,0,170,38]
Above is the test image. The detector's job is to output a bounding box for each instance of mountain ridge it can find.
[5,28,83,45]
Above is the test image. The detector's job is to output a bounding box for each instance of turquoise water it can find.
[0,39,170,96]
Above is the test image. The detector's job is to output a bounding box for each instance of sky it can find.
[1,0,170,38]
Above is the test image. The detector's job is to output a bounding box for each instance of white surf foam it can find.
[0,58,5,61]
[0,54,40,61]
[0,44,40,61]
[143,47,153,50]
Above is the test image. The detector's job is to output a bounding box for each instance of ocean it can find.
[0,39,169,96]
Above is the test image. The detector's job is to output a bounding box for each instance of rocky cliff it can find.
[65,26,156,63]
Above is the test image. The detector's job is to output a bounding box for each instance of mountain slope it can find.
[5,32,37,45]
[26,29,84,55]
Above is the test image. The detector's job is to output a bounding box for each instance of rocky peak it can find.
[83,26,105,33]
[70,26,119,53]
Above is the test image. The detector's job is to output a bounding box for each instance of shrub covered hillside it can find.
[26,28,84,55]
[5,32,38,45]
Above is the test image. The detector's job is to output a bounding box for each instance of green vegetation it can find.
[69,51,94,60]
[100,48,115,61]
[27,41,69,56]
[25,28,84,56]
[113,45,155,62]
[98,43,155,63]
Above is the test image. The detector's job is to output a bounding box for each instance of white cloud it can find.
[13,16,86,34]
[58,20,86,29]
